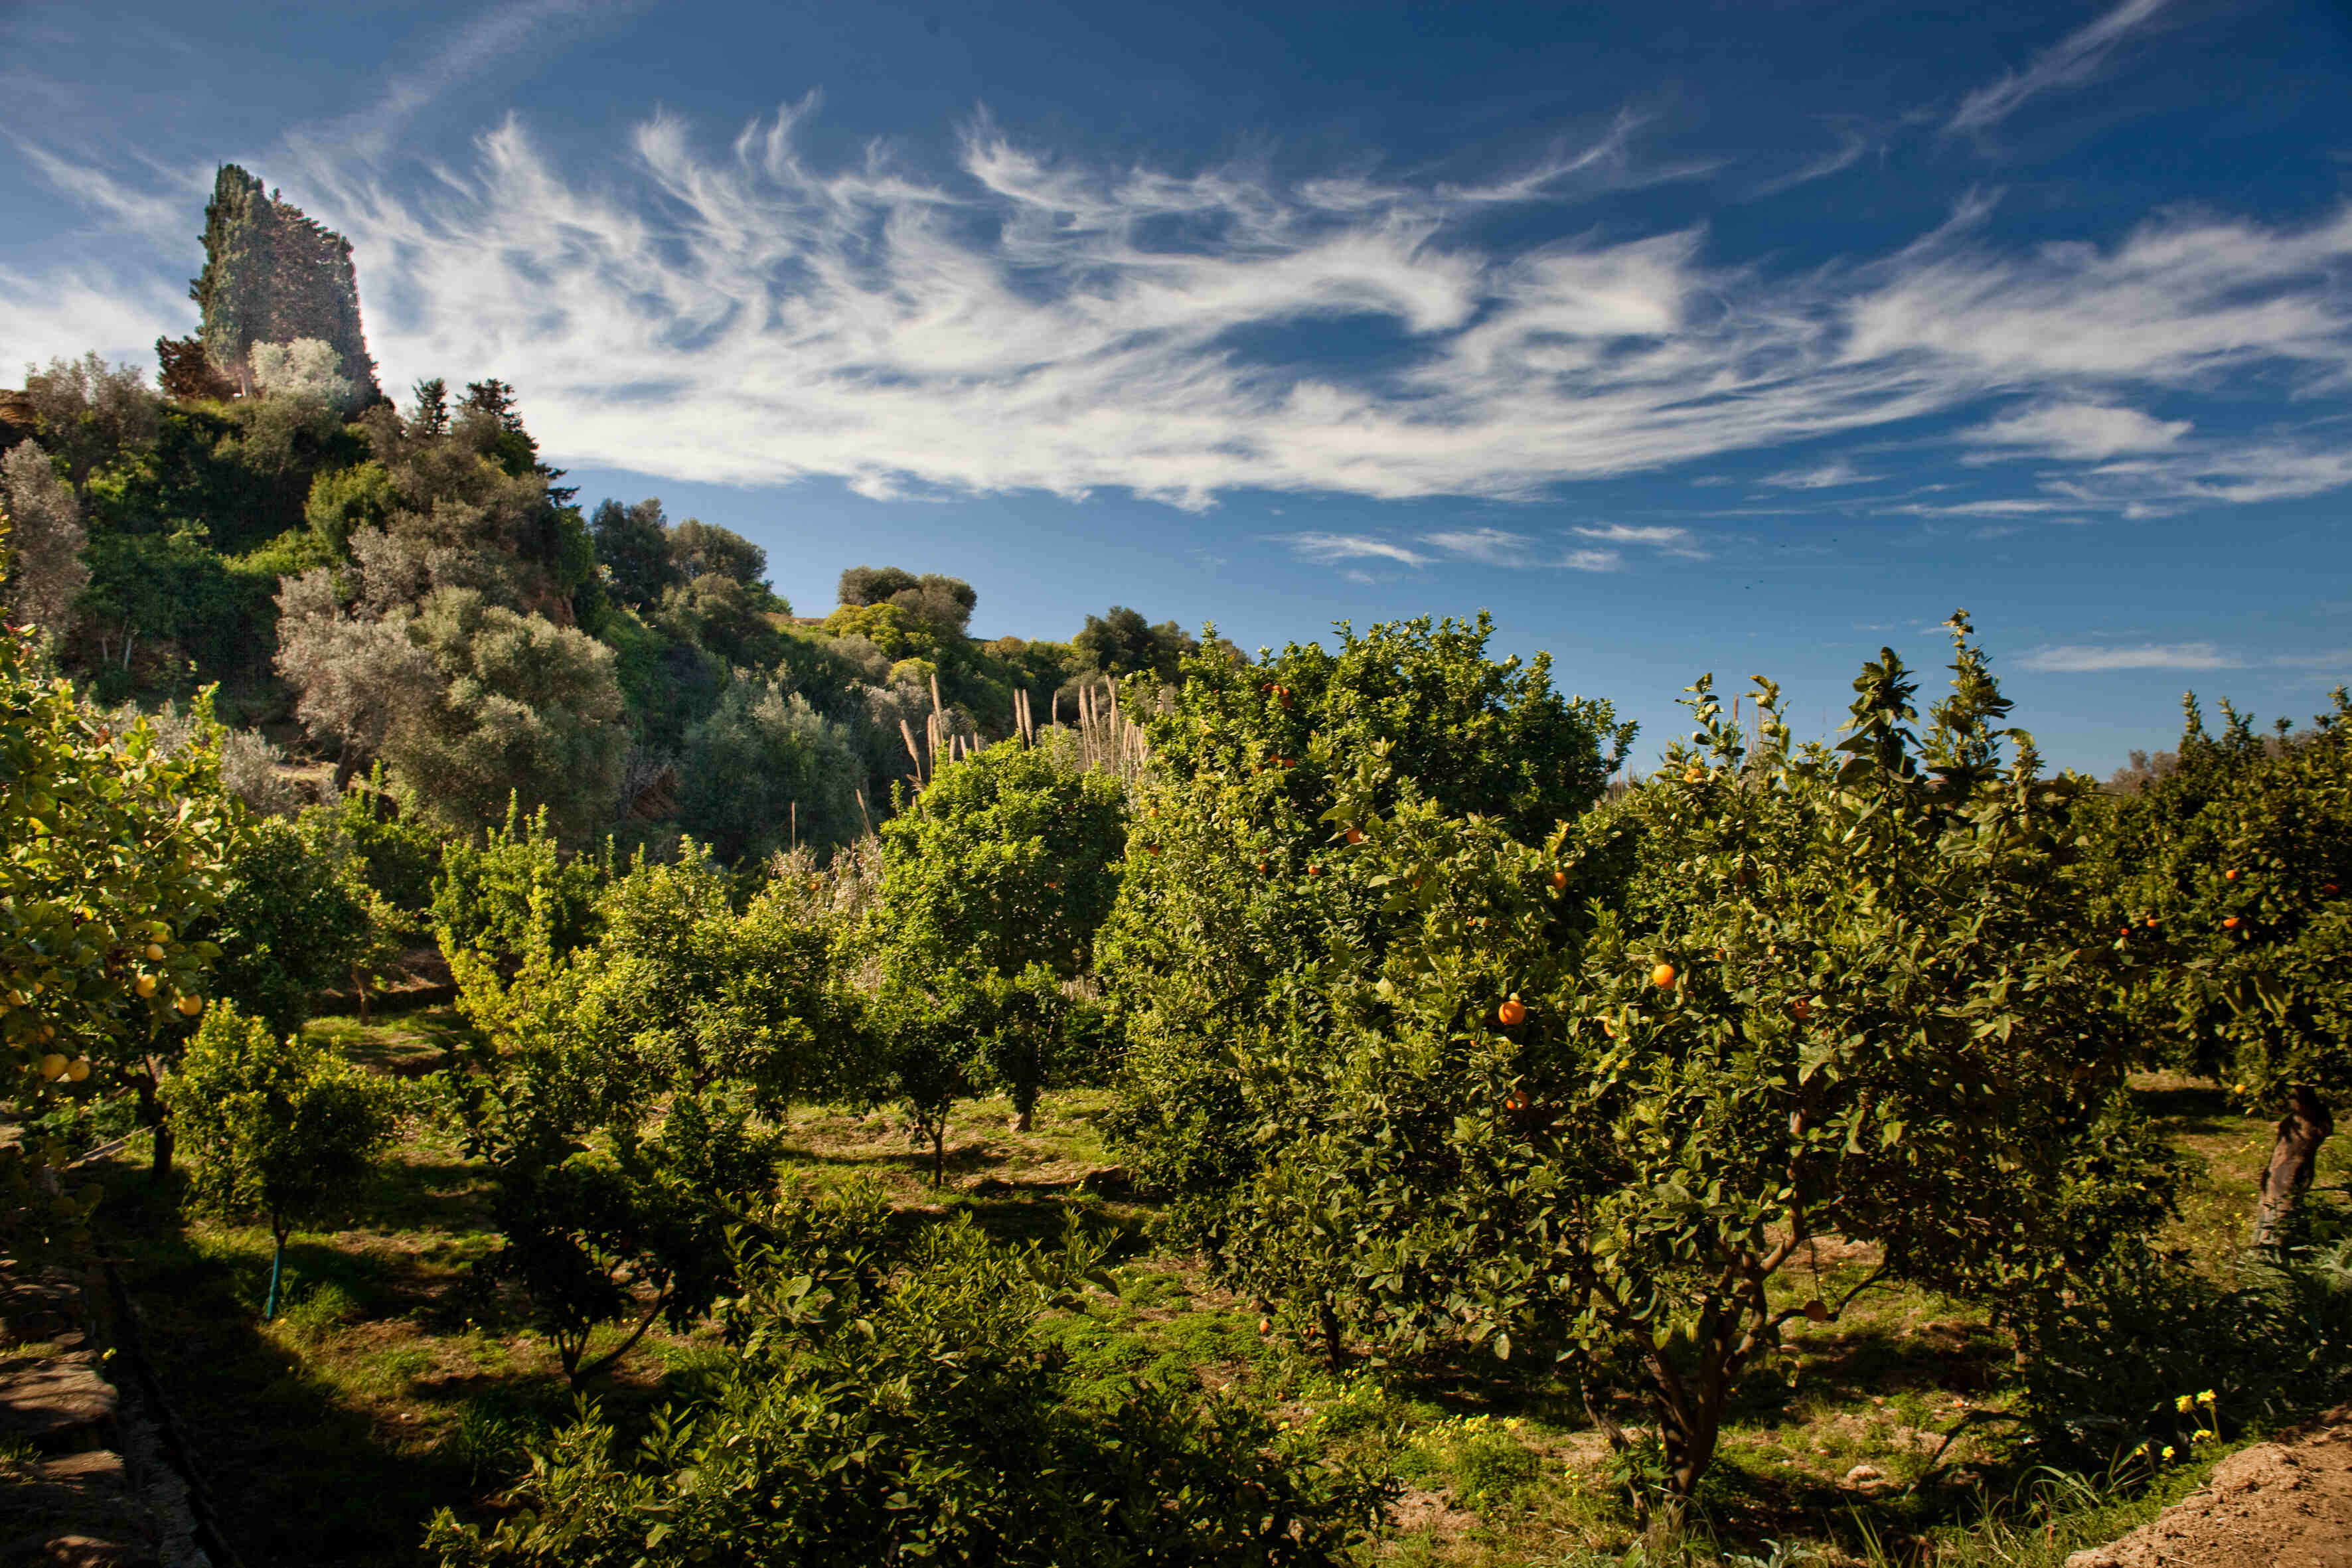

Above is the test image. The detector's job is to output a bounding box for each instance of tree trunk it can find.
[2252,1084,2334,1248]
[932,1124,947,1187]
[134,1073,173,1181]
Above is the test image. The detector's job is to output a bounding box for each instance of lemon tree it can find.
[2082,689,2352,1245]
[1,622,244,1200]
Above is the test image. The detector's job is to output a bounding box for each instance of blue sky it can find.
[3,0,2349,773]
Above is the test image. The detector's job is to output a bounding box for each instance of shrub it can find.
[424,1200,1390,1567]
[432,800,609,971]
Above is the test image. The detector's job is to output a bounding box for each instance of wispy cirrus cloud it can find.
[1572,522,1709,559]
[6,91,2352,517]
[1281,532,1432,568]
[1761,458,1882,489]
[1423,527,1533,565]
[1421,527,1644,570]
[2020,641,2238,672]
[1947,0,2169,135]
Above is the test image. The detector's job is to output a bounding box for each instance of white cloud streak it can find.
[1282,532,1431,567]
[2020,641,2238,672]
[1948,0,2169,135]
[1964,400,2190,459]
[5,99,2352,521]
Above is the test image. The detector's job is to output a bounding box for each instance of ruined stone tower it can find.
[185,165,380,408]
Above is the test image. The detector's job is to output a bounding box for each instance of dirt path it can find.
[2066,1411,2352,1568]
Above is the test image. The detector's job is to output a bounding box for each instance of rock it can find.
[1843,1463,1883,1483]
[0,1354,117,1451]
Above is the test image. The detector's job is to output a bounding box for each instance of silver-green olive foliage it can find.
[1223,616,2177,1523]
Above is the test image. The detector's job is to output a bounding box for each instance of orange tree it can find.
[0,623,244,1196]
[1219,618,2176,1533]
[448,845,868,1382]
[866,740,1127,1134]
[1096,613,1634,1241]
[2080,690,2352,1245]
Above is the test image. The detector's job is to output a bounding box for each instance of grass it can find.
[78,1024,2339,1568]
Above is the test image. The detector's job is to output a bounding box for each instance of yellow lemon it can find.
[145,943,166,963]
[38,1054,67,1081]
[175,994,204,1017]
[135,974,157,998]
[64,1058,89,1083]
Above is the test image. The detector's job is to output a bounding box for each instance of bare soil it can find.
[2067,1411,2352,1568]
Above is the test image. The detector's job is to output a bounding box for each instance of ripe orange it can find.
[1257,1316,1272,1336]
[1257,861,1269,874]
[1504,1090,1530,1113]
[1790,997,1811,1022]
[1651,963,1677,990]
[1549,870,1567,890]
[1498,998,1527,1027]
[145,942,166,962]
[2327,884,2342,896]
[1345,826,1364,845]
[175,994,204,1017]
[1306,864,1322,877]
[2223,917,2240,930]
[134,975,157,998]
[2144,917,2158,928]
[2225,869,2239,881]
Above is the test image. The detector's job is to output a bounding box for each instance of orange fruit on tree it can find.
[2327,884,2341,896]
[2225,869,2239,881]
[1651,963,1678,990]
[144,942,166,962]
[175,994,204,1017]
[1497,998,1527,1027]
[64,1058,88,1083]
[1306,864,1322,877]
[38,1054,66,1081]
[1549,870,1567,890]
[1344,826,1364,845]
[1790,997,1810,1021]
[2144,917,2158,928]
[134,974,156,998]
